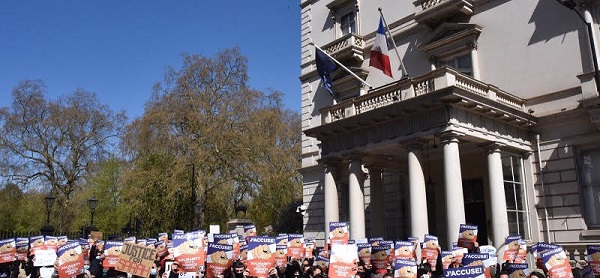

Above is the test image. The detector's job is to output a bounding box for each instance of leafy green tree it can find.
[0,184,50,233]
[0,80,127,232]
[0,183,24,231]
[85,158,131,234]
[121,48,302,232]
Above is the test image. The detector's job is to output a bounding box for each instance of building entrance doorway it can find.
[463,179,489,246]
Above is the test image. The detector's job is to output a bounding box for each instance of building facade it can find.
[299,0,600,253]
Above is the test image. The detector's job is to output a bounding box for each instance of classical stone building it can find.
[299,0,600,253]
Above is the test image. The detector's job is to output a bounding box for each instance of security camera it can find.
[296,205,307,215]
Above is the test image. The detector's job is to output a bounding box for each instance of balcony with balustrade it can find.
[413,0,474,27]
[322,33,365,63]
[319,66,530,126]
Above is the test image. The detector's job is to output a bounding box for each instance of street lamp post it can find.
[87,194,98,230]
[194,201,203,230]
[188,163,197,230]
[40,192,56,236]
[556,0,600,97]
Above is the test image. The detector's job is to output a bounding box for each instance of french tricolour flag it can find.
[369,17,393,78]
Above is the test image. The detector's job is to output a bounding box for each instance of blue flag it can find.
[315,48,338,96]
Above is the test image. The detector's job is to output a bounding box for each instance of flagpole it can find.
[378,7,409,78]
[311,43,372,89]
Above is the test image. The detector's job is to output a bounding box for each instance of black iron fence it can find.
[0,230,159,241]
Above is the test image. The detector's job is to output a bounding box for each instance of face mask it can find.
[150,269,157,275]
[84,265,90,270]
[234,272,244,278]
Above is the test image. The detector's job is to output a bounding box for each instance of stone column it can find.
[324,162,339,240]
[471,47,481,80]
[407,142,430,238]
[369,167,385,237]
[348,156,366,240]
[441,132,466,249]
[486,143,509,248]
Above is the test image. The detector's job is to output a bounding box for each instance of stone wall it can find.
[534,142,588,244]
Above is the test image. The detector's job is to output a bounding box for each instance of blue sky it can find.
[0,1,301,119]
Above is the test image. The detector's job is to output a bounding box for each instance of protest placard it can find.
[172,230,206,273]
[329,222,349,245]
[357,243,371,265]
[457,224,478,250]
[506,263,529,278]
[305,241,315,259]
[542,247,573,278]
[587,245,600,276]
[206,243,233,278]
[393,258,417,278]
[57,241,84,277]
[115,242,156,277]
[534,243,560,272]
[287,234,304,260]
[503,235,521,261]
[246,236,276,278]
[34,249,57,267]
[244,225,257,240]
[275,245,287,267]
[57,236,68,247]
[240,240,249,263]
[158,232,169,242]
[44,236,58,251]
[462,253,488,267]
[421,235,440,271]
[15,237,28,261]
[440,251,454,270]
[210,225,220,235]
[329,243,358,278]
[443,265,485,278]
[381,240,394,261]
[462,253,490,278]
[103,241,124,269]
[316,254,329,270]
[90,231,103,241]
[0,239,16,264]
[369,237,384,247]
[371,244,392,273]
[394,241,415,261]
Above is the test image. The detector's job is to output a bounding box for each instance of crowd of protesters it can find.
[0,225,597,278]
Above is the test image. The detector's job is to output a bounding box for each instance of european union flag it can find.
[315,48,338,96]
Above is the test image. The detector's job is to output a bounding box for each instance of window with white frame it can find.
[340,11,356,36]
[502,155,531,239]
[578,147,600,229]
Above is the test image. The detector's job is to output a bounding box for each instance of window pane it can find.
[510,183,526,211]
[518,212,529,239]
[502,156,515,181]
[340,13,356,35]
[505,182,517,210]
[457,54,472,68]
[513,157,522,182]
[582,149,600,184]
[582,185,600,228]
[579,148,600,229]
[507,211,519,235]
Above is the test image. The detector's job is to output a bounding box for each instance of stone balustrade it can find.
[416,0,445,10]
[320,67,526,124]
